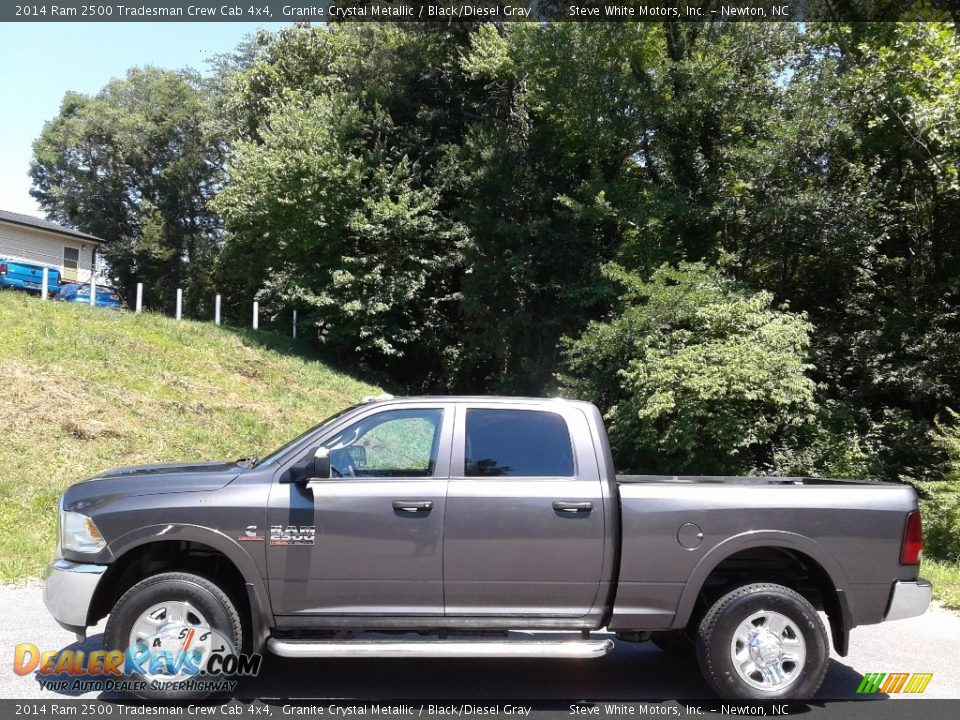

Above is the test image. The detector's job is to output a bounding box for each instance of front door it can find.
[443,403,607,617]
[62,247,79,282]
[267,405,452,617]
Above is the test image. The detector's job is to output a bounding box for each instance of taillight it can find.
[900,510,923,565]
[0,263,7,274]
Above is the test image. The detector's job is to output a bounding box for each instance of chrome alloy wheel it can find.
[128,601,214,681]
[729,610,807,692]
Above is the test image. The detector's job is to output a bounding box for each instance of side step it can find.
[267,637,614,659]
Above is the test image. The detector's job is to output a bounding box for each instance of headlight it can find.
[60,510,106,554]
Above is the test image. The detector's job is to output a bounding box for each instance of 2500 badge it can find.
[269,525,315,546]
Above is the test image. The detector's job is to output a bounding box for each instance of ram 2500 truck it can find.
[44,396,931,700]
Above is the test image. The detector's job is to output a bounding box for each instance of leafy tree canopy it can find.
[30,67,224,312]
[560,262,822,474]
[30,21,960,486]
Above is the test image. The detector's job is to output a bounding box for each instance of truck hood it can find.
[97,460,242,480]
[62,460,243,510]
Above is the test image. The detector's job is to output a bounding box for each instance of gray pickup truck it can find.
[44,396,931,700]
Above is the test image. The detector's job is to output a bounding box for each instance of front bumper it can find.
[43,558,107,631]
[883,578,932,621]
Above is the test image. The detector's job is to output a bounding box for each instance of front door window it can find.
[323,408,444,478]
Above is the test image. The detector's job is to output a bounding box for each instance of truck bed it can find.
[609,474,918,634]
[616,474,877,485]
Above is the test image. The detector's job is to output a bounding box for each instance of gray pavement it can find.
[2,581,958,701]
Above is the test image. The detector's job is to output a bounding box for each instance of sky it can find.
[0,22,290,217]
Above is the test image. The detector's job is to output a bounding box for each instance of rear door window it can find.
[464,408,574,477]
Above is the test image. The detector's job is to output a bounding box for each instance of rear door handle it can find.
[553,501,593,513]
[393,500,433,513]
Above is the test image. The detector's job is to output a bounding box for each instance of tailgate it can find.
[2,260,59,289]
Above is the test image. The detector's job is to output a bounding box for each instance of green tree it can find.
[30,67,223,312]
[718,23,960,480]
[213,43,471,387]
[918,410,960,561]
[34,22,960,495]
[446,22,807,392]
[447,23,653,391]
[560,262,820,474]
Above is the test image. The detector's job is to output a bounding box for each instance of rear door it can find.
[443,402,607,617]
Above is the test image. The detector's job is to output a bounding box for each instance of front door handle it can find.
[393,500,433,513]
[553,501,593,513]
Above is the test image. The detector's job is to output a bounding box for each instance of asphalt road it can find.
[2,581,959,702]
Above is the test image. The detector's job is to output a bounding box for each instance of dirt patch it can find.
[60,418,124,440]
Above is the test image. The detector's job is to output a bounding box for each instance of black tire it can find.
[650,630,696,658]
[103,572,243,700]
[695,583,829,700]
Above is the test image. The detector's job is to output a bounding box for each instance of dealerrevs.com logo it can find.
[856,672,934,694]
[13,625,262,694]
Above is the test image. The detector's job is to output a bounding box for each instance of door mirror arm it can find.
[280,447,331,484]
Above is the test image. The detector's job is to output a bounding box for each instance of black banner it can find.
[4,700,960,718]
[2,1,957,23]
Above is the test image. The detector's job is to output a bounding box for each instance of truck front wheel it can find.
[695,583,829,700]
[103,572,244,699]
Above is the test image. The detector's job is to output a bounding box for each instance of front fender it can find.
[96,523,273,650]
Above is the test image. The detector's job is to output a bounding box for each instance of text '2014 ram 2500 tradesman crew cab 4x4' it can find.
[44,396,931,699]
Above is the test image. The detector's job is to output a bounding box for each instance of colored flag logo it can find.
[856,672,933,694]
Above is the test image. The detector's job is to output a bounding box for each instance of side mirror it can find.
[312,448,331,480]
[346,445,367,468]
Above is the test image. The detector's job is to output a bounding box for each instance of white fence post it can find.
[292,309,297,340]
[215,294,221,326]
[89,274,97,307]
[176,288,182,320]
[252,301,259,330]
[136,283,143,313]
[41,268,48,300]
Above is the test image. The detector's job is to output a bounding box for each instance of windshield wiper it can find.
[235,456,259,469]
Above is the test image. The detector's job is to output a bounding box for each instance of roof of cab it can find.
[361,394,592,407]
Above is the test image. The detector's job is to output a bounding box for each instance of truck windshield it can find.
[254,403,363,467]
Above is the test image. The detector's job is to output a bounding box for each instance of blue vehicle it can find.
[56,283,124,309]
[0,257,61,294]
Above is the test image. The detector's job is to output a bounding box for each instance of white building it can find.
[0,209,102,284]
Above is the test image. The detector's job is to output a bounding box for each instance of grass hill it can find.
[0,292,380,580]
[5,292,959,611]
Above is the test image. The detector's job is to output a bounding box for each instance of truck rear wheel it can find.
[103,572,243,699]
[695,583,828,700]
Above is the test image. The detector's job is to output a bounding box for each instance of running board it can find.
[267,637,614,659]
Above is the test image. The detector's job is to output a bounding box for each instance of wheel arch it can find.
[88,524,272,652]
[672,531,853,656]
